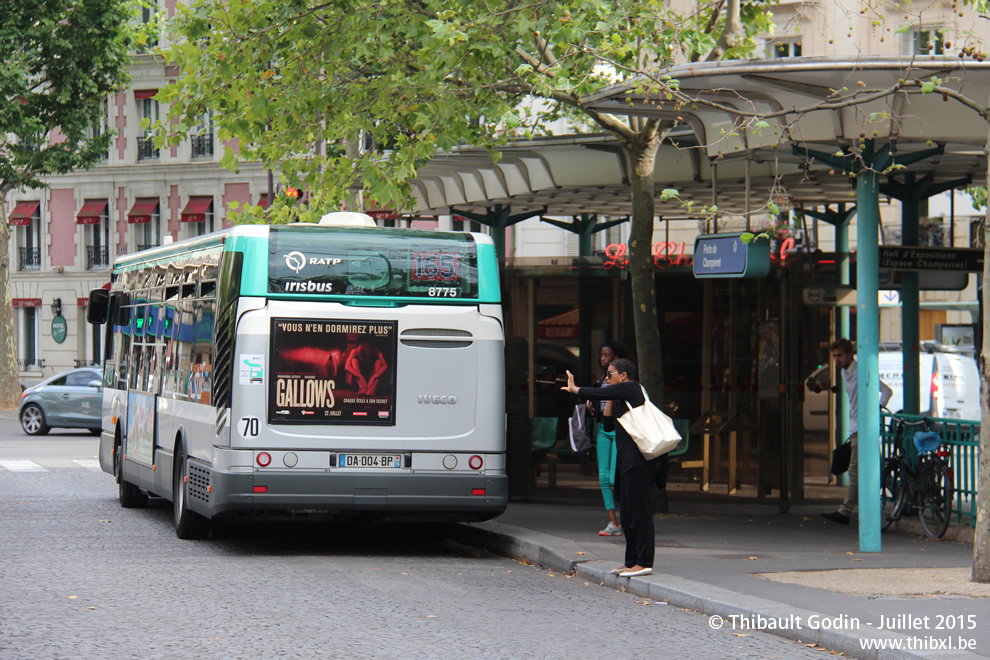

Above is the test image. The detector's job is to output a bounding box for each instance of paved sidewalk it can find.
[450,499,987,660]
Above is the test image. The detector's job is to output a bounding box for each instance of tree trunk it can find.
[0,197,20,410]
[975,142,990,582]
[623,136,664,405]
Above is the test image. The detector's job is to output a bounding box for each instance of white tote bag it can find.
[617,385,682,460]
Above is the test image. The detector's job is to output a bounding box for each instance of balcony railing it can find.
[137,136,159,161]
[74,359,101,368]
[137,244,156,252]
[18,247,41,270]
[87,246,109,270]
[191,134,214,158]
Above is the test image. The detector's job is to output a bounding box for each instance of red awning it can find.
[134,89,158,100]
[256,195,270,209]
[8,200,40,226]
[180,196,213,223]
[127,198,159,224]
[76,199,107,225]
[12,298,41,307]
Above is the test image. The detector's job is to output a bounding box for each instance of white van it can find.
[804,347,980,430]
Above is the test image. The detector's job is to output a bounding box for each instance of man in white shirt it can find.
[822,338,893,525]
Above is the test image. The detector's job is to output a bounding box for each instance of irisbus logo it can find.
[418,394,457,405]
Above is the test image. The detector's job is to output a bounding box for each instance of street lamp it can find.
[50,298,61,316]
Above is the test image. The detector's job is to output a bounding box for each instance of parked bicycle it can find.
[880,414,954,539]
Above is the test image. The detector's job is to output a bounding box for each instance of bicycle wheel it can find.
[917,458,953,539]
[880,462,905,531]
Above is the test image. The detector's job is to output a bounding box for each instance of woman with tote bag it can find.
[562,358,665,578]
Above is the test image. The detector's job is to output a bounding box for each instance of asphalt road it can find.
[0,416,829,659]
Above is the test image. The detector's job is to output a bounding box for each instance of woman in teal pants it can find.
[589,340,628,536]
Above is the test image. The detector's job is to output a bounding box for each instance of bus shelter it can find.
[409,57,990,552]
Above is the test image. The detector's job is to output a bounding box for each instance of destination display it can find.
[268,227,479,298]
[269,318,397,425]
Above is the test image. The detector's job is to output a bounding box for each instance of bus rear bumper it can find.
[205,468,509,523]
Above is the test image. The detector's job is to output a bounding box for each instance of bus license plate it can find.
[338,454,403,469]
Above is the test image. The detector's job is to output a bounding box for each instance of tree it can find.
[160,0,774,400]
[0,0,132,409]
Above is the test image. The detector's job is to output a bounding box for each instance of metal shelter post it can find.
[451,204,546,264]
[802,204,857,446]
[880,169,971,415]
[855,139,882,553]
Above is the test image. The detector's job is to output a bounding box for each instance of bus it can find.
[87,212,507,538]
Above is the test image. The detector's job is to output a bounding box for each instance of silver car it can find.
[18,367,104,436]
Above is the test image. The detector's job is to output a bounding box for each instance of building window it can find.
[136,93,160,161]
[81,307,105,367]
[13,207,42,271]
[139,1,159,48]
[191,112,214,158]
[181,197,215,238]
[86,211,111,270]
[453,215,483,233]
[89,97,111,161]
[768,39,802,58]
[129,199,162,251]
[901,29,945,56]
[138,206,161,251]
[19,307,40,369]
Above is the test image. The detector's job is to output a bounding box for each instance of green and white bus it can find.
[88,212,507,538]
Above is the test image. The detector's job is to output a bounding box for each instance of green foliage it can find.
[0,0,133,194]
[966,186,988,211]
[160,0,776,218]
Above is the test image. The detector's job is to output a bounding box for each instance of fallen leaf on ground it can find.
[733,633,750,637]
[747,556,758,560]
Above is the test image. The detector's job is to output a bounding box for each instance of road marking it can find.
[72,459,102,471]
[0,460,48,472]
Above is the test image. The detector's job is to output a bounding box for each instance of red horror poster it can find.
[269,318,397,425]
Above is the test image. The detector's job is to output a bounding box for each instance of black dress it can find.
[578,380,664,569]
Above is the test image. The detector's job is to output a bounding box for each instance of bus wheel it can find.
[173,445,211,540]
[115,438,148,508]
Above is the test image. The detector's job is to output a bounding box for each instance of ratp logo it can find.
[285,251,307,273]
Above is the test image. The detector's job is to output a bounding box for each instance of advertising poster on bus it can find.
[270,318,397,425]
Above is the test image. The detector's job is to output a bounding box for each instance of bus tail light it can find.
[256,452,272,467]
[468,455,483,470]
[253,486,268,493]
[472,488,485,496]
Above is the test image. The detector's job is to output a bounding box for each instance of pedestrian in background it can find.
[822,338,892,525]
[563,359,663,578]
[588,340,629,537]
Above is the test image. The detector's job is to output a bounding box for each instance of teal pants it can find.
[596,425,618,511]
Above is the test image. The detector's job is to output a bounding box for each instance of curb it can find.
[450,521,983,660]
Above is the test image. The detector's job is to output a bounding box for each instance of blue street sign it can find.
[693,233,771,279]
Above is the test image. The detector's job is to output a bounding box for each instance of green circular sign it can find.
[52,314,67,344]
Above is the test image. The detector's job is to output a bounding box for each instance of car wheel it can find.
[115,437,148,508]
[20,404,50,436]
[173,445,212,540]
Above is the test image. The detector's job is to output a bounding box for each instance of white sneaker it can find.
[599,522,622,536]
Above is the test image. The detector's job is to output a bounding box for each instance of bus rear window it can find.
[268,227,479,299]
